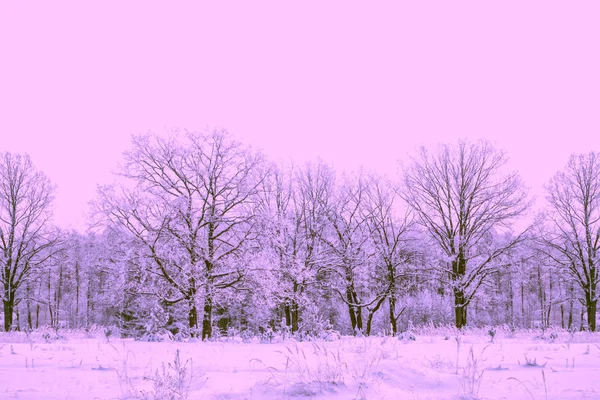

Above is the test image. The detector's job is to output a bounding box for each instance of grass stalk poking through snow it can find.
[263,340,347,396]
[459,345,487,400]
[142,349,201,400]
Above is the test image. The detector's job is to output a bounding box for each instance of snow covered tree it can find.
[318,170,400,336]
[0,153,59,331]
[544,152,600,331]
[401,140,530,328]
[365,174,416,335]
[95,129,266,339]
[258,161,334,334]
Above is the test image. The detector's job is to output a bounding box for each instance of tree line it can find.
[1,129,598,338]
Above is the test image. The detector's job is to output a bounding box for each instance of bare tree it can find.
[95,129,266,339]
[401,140,530,328]
[544,152,600,331]
[257,162,332,334]
[317,171,372,334]
[0,153,58,331]
[366,175,415,336]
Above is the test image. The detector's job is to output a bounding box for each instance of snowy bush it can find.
[397,331,416,342]
[139,330,174,343]
[240,329,255,343]
[318,329,341,342]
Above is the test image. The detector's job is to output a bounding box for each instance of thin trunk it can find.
[389,296,397,336]
[387,261,398,335]
[537,265,545,329]
[48,271,54,327]
[354,295,363,333]
[346,287,358,333]
[365,295,387,336]
[290,282,300,333]
[508,272,514,326]
[201,283,213,340]
[75,261,80,328]
[56,263,63,327]
[86,273,93,326]
[568,285,574,329]
[546,272,553,327]
[521,281,526,328]
[189,300,199,334]
[26,283,32,330]
[203,215,215,341]
[201,296,212,340]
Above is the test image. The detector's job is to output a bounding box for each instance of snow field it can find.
[1,330,600,399]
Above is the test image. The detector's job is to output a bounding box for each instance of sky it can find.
[1,1,599,231]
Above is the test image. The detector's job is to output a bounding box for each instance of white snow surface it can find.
[1,329,600,399]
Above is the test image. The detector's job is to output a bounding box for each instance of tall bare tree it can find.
[96,129,266,339]
[258,162,332,333]
[366,175,415,336]
[401,140,530,328]
[318,171,373,334]
[544,152,600,331]
[0,153,58,331]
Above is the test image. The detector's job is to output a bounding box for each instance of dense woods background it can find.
[1,129,599,339]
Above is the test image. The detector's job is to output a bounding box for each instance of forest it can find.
[1,129,599,340]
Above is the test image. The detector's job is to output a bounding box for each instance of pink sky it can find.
[1,1,599,230]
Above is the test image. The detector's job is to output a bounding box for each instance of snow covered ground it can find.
[1,328,600,399]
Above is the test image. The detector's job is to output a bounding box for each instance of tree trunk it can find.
[3,298,14,332]
[26,283,32,331]
[366,312,375,336]
[188,297,198,335]
[352,291,363,333]
[284,303,291,327]
[355,307,363,333]
[546,272,553,328]
[289,282,301,334]
[48,271,54,328]
[365,295,386,336]
[454,289,467,329]
[56,262,63,327]
[537,265,545,329]
[452,254,468,329]
[291,300,299,333]
[586,295,597,332]
[568,286,574,330]
[521,282,526,328]
[201,284,213,340]
[75,261,80,328]
[27,300,32,330]
[389,296,397,336]
[507,273,514,326]
[346,287,358,333]
[86,271,95,326]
